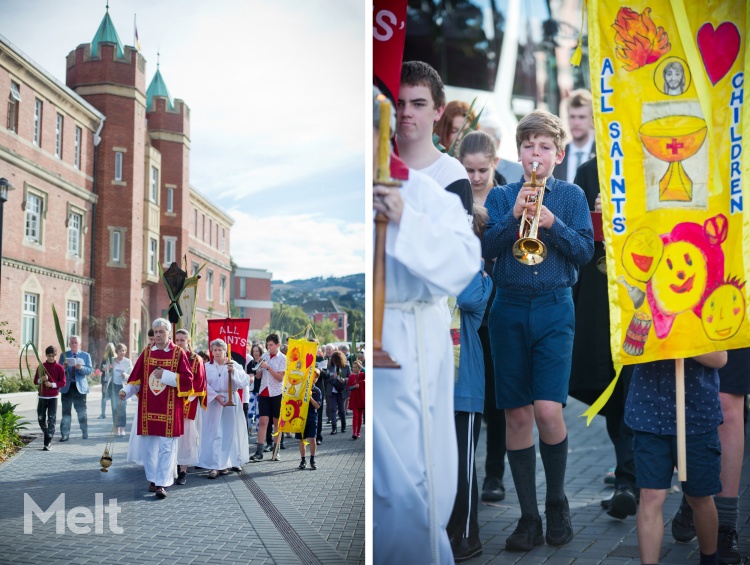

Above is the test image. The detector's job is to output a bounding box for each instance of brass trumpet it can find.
[512,161,548,265]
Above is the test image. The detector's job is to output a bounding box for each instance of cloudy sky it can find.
[1,0,366,282]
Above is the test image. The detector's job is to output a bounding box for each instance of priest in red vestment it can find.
[174,328,207,485]
[119,318,193,499]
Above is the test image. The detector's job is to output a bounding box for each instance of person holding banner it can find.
[198,339,249,477]
[296,369,322,470]
[625,352,726,565]
[372,86,481,565]
[119,318,193,499]
[174,329,206,485]
[482,110,594,551]
[249,334,286,462]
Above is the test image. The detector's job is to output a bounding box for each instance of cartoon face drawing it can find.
[701,282,746,340]
[623,228,663,282]
[651,241,708,315]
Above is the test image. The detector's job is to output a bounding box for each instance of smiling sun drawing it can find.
[651,240,708,315]
[701,277,747,340]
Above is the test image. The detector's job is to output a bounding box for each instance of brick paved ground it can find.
[467,397,750,564]
[0,388,364,565]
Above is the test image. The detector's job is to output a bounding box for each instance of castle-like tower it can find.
[65,7,148,351]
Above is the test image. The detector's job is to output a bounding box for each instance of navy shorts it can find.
[258,394,282,418]
[295,418,317,440]
[632,429,722,496]
[489,288,574,409]
[719,347,750,395]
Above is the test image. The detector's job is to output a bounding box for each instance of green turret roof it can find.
[91,8,124,58]
[146,66,174,111]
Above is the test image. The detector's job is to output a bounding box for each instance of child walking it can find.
[348,362,365,439]
[34,346,66,450]
[297,369,322,470]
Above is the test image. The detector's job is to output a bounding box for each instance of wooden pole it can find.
[373,96,399,369]
[675,358,686,481]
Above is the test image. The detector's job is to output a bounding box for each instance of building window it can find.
[209,219,212,246]
[239,277,246,298]
[163,236,176,266]
[206,270,214,301]
[194,209,197,236]
[22,292,38,344]
[216,224,219,249]
[148,238,157,274]
[150,167,158,203]
[220,275,226,305]
[167,187,174,212]
[74,126,82,169]
[192,262,199,276]
[67,211,82,257]
[111,230,122,263]
[66,300,80,339]
[33,98,43,146]
[338,316,344,329]
[221,228,226,252]
[25,193,43,243]
[55,114,64,158]
[202,215,205,241]
[8,81,20,132]
[114,151,123,181]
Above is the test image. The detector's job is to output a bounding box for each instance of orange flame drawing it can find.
[612,7,671,71]
[290,347,300,362]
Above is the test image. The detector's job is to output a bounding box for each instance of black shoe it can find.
[317,436,323,444]
[481,476,505,502]
[231,466,242,472]
[545,497,574,546]
[155,486,167,499]
[280,442,286,450]
[331,429,337,435]
[452,537,482,562]
[98,415,106,419]
[671,498,696,542]
[309,460,317,470]
[600,496,611,509]
[263,444,273,453]
[59,436,69,442]
[43,444,51,451]
[607,487,638,519]
[249,452,263,462]
[505,514,544,551]
[298,460,306,470]
[342,426,346,433]
[82,433,88,439]
[176,471,187,485]
[717,524,741,564]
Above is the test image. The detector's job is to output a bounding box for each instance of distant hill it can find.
[271,273,364,311]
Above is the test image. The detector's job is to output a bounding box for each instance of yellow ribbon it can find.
[569,0,588,66]
[581,363,623,425]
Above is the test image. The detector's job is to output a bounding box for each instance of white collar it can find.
[151,341,173,352]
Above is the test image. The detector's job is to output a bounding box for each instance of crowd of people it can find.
[372,60,747,565]
[33,321,365,500]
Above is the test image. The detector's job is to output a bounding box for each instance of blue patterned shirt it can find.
[482,176,594,293]
[625,359,723,435]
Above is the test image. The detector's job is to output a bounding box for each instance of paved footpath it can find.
[0,388,364,565]
[469,397,750,564]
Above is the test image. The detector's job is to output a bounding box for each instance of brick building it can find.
[0,9,232,370]
[301,299,348,342]
[231,267,273,335]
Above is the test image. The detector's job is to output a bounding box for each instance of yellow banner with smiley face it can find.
[586,0,750,373]
[278,338,318,435]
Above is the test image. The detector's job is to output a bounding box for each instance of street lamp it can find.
[0,177,16,293]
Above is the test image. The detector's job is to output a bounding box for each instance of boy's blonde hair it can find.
[472,205,489,239]
[515,110,566,154]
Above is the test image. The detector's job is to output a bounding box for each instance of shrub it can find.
[0,402,29,461]
[0,373,37,394]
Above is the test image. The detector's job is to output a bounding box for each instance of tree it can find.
[269,303,312,343]
[312,318,337,345]
[344,307,364,343]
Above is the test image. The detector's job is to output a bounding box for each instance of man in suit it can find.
[558,89,596,184]
[58,335,92,441]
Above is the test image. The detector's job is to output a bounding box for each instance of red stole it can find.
[128,343,192,437]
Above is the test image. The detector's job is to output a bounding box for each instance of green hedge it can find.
[0,401,28,460]
[0,372,37,394]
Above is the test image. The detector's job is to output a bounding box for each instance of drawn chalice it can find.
[638,115,707,202]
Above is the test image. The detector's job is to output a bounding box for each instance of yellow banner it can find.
[278,338,318,434]
[589,0,750,367]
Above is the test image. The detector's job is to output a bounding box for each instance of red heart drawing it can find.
[697,22,740,85]
[305,353,313,368]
